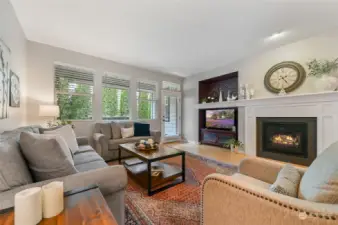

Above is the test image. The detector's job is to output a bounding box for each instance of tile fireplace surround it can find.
[197,92,338,162]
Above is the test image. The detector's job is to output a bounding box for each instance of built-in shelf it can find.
[196,91,338,109]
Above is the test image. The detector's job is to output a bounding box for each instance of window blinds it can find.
[137,81,156,92]
[102,75,130,89]
[55,65,94,94]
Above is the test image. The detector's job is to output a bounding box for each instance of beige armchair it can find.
[201,157,338,225]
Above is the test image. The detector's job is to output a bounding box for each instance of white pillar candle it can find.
[15,187,42,225]
[42,181,64,218]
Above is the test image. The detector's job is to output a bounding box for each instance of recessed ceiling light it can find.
[264,31,287,42]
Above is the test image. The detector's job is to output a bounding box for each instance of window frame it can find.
[136,80,158,120]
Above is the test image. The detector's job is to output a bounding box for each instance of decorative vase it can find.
[230,144,238,153]
[314,74,338,92]
[219,91,223,102]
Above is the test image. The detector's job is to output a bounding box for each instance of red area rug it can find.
[124,153,237,225]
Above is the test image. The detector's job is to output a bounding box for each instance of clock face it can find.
[264,61,306,93]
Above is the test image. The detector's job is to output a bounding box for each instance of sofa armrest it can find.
[202,173,338,225]
[150,130,161,143]
[93,133,108,156]
[76,136,89,146]
[0,165,127,210]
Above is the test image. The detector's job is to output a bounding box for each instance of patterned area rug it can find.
[123,152,237,225]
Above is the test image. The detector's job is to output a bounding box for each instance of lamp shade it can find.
[39,105,60,117]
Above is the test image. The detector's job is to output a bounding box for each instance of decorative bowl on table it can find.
[135,139,159,151]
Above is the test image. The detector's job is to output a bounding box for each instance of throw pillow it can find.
[41,125,79,154]
[269,164,301,197]
[121,127,134,138]
[19,132,78,182]
[111,122,122,139]
[134,122,151,137]
[298,141,338,203]
[100,123,112,139]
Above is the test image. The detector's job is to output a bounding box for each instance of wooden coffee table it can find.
[0,185,118,225]
[119,143,185,196]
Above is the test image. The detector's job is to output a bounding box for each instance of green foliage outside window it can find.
[57,78,92,120]
[138,91,155,119]
[102,87,129,120]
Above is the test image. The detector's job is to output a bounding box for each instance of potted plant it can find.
[224,138,244,153]
[307,58,338,92]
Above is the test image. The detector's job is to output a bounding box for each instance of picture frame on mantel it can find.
[0,37,11,119]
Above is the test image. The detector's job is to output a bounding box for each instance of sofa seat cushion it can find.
[108,136,153,150]
[299,141,338,203]
[73,151,104,166]
[231,173,271,190]
[75,160,108,172]
[75,145,96,154]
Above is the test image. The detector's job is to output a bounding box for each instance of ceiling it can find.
[10,0,338,77]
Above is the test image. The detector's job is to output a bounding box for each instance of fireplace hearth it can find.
[256,117,317,166]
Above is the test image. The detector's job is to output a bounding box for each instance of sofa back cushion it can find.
[0,126,41,191]
[298,141,338,203]
[94,123,112,139]
[19,132,78,182]
[111,121,133,139]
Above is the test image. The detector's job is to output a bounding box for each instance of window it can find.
[102,74,130,120]
[137,81,157,119]
[164,96,170,122]
[55,65,94,120]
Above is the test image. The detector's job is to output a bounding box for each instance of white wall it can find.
[183,30,338,143]
[0,0,27,132]
[26,41,183,136]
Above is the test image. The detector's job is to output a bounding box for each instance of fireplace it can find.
[256,117,317,166]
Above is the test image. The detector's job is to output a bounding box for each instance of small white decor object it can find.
[278,88,286,96]
[219,90,223,102]
[147,139,154,144]
[15,187,42,225]
[42,181,64,218]
[314,74,338,92]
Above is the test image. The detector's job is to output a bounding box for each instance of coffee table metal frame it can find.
[118,144,185,196]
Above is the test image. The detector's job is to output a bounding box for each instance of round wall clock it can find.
[264,61,306,93]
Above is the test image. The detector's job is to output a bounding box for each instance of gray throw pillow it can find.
[111,122,122,139]
[298,141,338,203]
[19,132,78,182]
[269,164,301,197]
[100,123,112,139]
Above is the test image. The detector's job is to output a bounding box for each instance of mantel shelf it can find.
[195,91,338,109]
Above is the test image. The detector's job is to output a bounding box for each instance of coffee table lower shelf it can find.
[124,161,184,196]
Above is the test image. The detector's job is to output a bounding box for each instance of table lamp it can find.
[39,105,60,127]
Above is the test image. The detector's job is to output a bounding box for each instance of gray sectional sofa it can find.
[0,125,127,225]
[93,121,161,161]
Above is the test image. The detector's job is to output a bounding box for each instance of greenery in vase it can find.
[224,138,244,148]
[307,58,338,77]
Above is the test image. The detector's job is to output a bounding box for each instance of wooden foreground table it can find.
[0,185,118,225]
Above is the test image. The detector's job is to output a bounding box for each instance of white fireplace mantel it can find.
[196,91,338,158]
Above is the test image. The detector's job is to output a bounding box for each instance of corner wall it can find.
[0,0,27,132]
[183,30,338,143]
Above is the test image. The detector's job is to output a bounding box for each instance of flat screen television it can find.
[205,109,235,130]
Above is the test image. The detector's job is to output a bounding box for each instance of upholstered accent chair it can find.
[202,157,338,225]
[93,121,161,161]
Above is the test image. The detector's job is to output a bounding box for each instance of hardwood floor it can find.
[167,142,248,166]
[167,142,307,168]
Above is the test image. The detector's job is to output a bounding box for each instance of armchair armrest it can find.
[93,133,108,156]
[202,173,338,225]
[150,130,161,143]
[0,165,127,210]
[76,136,89,146]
